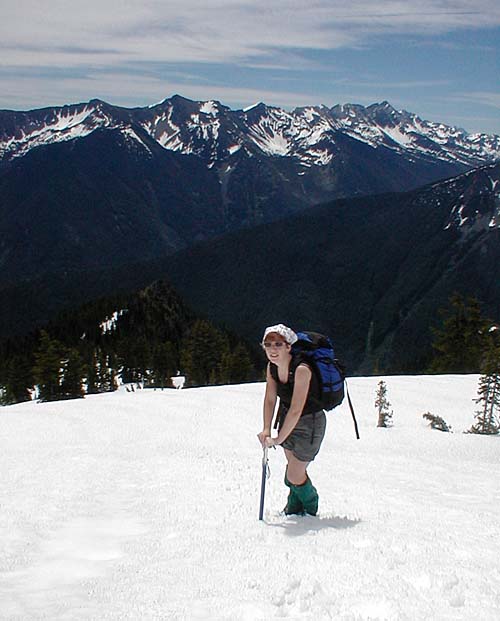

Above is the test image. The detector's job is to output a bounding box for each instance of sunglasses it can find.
[263,341,287,348]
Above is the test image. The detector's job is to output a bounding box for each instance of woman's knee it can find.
[285,452,308,485]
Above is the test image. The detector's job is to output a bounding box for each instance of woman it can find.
[257,324,326,516]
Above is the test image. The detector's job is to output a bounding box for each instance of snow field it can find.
[0,375,499,620]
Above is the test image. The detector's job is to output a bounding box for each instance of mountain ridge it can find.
[2,96,499,168]
[2,95,497,236]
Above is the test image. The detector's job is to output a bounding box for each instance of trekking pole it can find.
[258,446,269,521]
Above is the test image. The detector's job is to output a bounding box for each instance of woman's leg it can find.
[283,448,318,515]
[282,449,307,515]
[284,448,309,484]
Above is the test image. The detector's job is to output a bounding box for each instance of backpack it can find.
[292,331,360,439]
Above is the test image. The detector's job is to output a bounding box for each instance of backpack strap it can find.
[269,357,306,386]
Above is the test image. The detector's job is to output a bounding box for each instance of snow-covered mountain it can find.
[1,95,499,169]
[1,96,499,359]
[3,95,498,238]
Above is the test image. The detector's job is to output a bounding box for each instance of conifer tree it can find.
[86,350,99,395]
[221,343,254,384]
[99,350,118,392]
[33,331,66,402]
[428,293,489,373]
[181,320,227,386]
[375,380,393,427]
[119,337,151,384]
[468,336,500,435]
[151,341,177,388]
[0,354,33,405]
[60,348,85,400]
[422,412,452,432]
[85,348,117,394]
[107,351,119,392]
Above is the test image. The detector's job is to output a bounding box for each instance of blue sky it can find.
[1,0,499,134]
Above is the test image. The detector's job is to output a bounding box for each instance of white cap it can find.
[261,324,298,345]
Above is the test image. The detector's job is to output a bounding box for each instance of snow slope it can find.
[1,375,499,620]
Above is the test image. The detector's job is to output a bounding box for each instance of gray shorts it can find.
[280,411,327,462]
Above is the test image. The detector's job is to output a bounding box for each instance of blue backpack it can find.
[292,331,359,438]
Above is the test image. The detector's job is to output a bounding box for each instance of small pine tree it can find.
[468,339,500,435]
[423,412,452,432]
[375,380,393,427]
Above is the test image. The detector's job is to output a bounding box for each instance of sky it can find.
[1,0,500,135]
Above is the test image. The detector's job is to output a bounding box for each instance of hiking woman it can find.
[257,324,326,516]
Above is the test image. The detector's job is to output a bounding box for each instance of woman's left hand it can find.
[265,437,278,448]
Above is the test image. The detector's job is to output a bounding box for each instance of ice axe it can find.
[258,446,269,521]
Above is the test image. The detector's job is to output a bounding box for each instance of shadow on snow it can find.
[265,513,361,536]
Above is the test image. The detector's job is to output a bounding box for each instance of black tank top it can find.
[269,356,322,415]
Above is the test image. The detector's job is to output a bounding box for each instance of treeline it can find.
[0,280,260,405]
[1,287,498,411]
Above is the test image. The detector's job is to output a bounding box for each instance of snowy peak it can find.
[1,96,499,170]
[330,102,500,165]
[0,100,118,160]
[137,96,242,164]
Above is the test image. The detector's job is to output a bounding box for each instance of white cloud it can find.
[0,69,323,111]
[1,0,499,135]
[2,0,499,69]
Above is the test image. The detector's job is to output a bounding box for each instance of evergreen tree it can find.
[86,350,99,395]
[151,341,177,388]
[60,348,85,400]
[85,347,118,394]
[107,351,119,392]
[375,380,393,427]
[0,354,33,405]
[181,320,228,386]
[221,343,254,384]
[468,335,500,435]
[428,293,490,373]
[99,350,118,392]
[422,412,452,432]
[33,331,66,402]
[119,337,151,384]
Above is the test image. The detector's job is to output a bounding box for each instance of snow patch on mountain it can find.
[200,101,219,116]
[120,127,153,155]
[100,310,127,334]
[0,105,105,160]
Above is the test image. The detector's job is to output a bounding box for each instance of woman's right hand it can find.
[257,430,270,447]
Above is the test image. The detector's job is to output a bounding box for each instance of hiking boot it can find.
[283,490,304,515]
[290,476,318,516]
[284,470,305,515]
